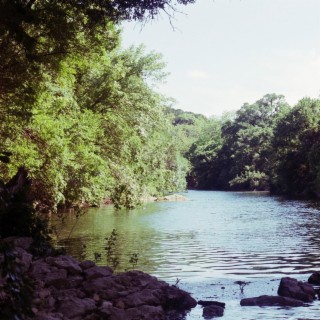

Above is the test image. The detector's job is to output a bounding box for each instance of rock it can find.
[31,260,68,288]
[203,305,224,318]
[46,255,82,275]
[56,297,96,318]
[80,260,96,270]
[2,236,33,251]
[98,301,113,317]
[198,300,225,308]
[163,285,197,311]
[117,288,163,308]
[84,270,196,312]
[125,305,165,320]
[83,276,125,300]
[36,288,51,300]
[84,265,113,280]
[53,288,86,301]
[278,277,316,302]
[308,272,320,285]
[107,305,165,320]
[15,247,33,272]
[240,295,304,307]
[33,312,63,320]
[47,297,56,308]
[1,237,197,320]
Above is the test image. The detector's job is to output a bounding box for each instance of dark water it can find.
[51,191,320,319]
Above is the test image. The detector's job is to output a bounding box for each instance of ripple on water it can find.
[51,191,320,319]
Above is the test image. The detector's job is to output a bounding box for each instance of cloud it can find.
[187,70,210,79]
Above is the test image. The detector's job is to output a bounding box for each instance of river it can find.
[51,190,320,319]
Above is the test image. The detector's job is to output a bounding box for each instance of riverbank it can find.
[2,237,320,319]
[0,237,197,320]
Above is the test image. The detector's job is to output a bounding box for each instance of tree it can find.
[271,97,320,197]
[0,0,196,142]
[187,94,290,191]
[186,117,224,189]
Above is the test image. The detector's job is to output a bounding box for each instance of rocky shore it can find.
[0,237,196,320]
[1,237,320,319]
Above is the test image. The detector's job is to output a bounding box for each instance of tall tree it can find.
[271,97,320,197]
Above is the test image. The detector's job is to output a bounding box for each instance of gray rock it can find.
[16,247,33,272]
[80,260,96,270]
[46,255,82,275]
[125,305,165,320]
[198,300,225,308]
[163,285,197,311]
[33,312,63,320]
[308,272,320,285]
[107,305,165,320]
[117,288,163,308]
[278,277,315,302]
[2,237,33,251]
[56,297,96,318]
[240,295,304,307]
[203,305,224,318]
[83,276,126,300]
[31,261,68,288]
[84,265,113,280]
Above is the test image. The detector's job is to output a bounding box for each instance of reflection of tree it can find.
[50,204,163,274]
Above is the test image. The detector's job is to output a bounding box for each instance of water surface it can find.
[51,191,320,319]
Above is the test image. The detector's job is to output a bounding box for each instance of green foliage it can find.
[100,229,141,271]
[271,97,320,196]
[188,94,290,191]
[187,93,320,199]
[229,167,268,190]
[186,117,224,189]
[1,29,189,210]
[105,229,120,270]
[0,0,194,211]
[129,253,139,269]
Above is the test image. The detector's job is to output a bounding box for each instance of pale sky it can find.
[121,0,320,117]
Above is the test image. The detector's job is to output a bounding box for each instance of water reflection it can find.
[51,191,320,281]
[50,191,320,319]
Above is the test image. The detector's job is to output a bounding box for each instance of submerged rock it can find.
[240,295,304,307]
[278,277,315,302]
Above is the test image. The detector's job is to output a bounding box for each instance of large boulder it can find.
[278,277,316,302]
[240,295,304,307]
[162,285,197,311]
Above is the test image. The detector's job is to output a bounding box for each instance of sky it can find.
[121,0,320,117]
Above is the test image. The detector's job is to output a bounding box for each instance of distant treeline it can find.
[187,94,320,198]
